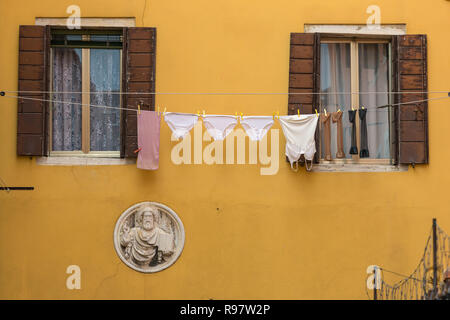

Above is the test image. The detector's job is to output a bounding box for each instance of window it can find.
[319,39,392,163]
[17,25,156,159]
[49,30,122,157]
[288,31,429,168]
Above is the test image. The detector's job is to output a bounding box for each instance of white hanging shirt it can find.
[278,114,319,169]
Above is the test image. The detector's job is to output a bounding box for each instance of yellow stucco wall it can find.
[0,0,449,299]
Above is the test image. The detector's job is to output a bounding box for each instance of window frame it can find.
[48,31,123,158]
[17,21,155,161]
[318,36,394,165]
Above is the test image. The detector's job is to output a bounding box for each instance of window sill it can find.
[311,163,408,172]
[36,156,135,166]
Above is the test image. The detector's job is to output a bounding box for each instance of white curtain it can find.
[358,43,390,159]
[320,43,390,160]
[320,43,352,159]
[52,48,82,151]
[52,47,120,152]
[89,49,121,151]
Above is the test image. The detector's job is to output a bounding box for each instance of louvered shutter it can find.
[393,35,429,165]
[17,25,49,156]
[288,33,321,163]
[121,27,157,158]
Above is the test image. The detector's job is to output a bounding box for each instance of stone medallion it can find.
[114,202,185,273]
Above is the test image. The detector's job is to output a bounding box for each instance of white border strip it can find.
[311,164,409,172]
[304,24,406,35]
[35,17,136,27]
[36,156,135,166]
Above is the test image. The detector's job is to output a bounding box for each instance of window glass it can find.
[51,31,122,154]
[90,35,121,42]
[89,49,121,151]
[358,43,390,159]
[51,47,82,151]
[320,43,352,159]
[319,42,391,161]
[66,35,82,41]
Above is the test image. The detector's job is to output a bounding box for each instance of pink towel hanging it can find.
[137,110,161,170]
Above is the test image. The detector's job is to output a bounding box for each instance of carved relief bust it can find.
[114,202,185,273]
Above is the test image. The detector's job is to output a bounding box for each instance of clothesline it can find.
[4,92,448,171]
[1,90,449,95]
[139,109,321,171]
[1,94,449,115]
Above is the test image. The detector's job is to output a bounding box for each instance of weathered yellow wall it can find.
[0,0,449,299]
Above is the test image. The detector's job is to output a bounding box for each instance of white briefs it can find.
[164,112,318,172]
[202,115,238,141]
[278,114,319,170]
[240,116,274,141]
[164,112,199,139]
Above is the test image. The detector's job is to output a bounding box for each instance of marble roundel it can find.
[114,202,185,273]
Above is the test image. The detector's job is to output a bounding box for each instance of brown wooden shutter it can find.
[393,34,428,165]
[17,25,49,156]
[288,33,321,162]
[121,27,156,158]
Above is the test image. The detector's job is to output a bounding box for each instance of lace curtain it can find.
[89,49,121,151]
[52,47,120,152]
[52,48,82,151]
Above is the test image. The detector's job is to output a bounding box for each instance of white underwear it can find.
[278,114,319,171]
[240,116,274,141]
[202,115,238,141]
[164,112,199,139]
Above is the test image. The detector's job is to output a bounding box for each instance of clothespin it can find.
[163,107,167,116]
[338,107,341,113]
[361,105,365,110]
[240,112,243,120]
[315,109,319,117]
[202,110,206,117]
[277,111,279,119]
[324,108,327,116]
[272,112,276,120]
[158,106,160,114]
[197,110,200,116]
[297,109,300,118]
[137,104,141,115]
[134,147,142,154]
[351,106,355,111]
